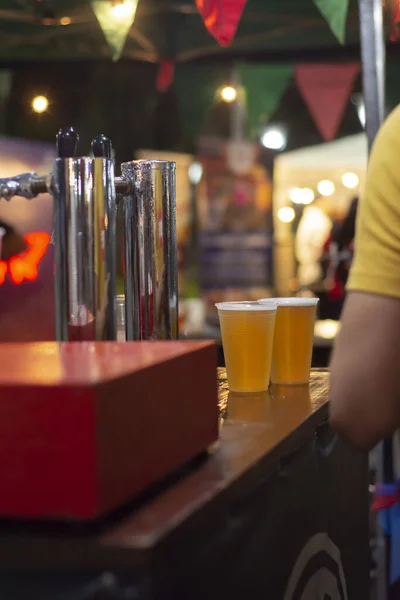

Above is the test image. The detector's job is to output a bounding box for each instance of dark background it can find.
[0,58,372,164]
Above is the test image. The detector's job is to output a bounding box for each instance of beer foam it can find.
[258,297,319,307]
[216,301,277,311]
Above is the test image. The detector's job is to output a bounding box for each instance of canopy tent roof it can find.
[274,132,368,201]
[0,0,360,62]
[276,132,368,172]
[273,133,367,279]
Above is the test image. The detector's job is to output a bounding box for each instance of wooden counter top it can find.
[0,369,330,571]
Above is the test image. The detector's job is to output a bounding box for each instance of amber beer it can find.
[260,298,318,385]
[216,301,277,393]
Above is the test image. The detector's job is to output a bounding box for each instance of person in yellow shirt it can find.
[330,106,400,451]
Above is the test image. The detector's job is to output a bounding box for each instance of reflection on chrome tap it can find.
[52,157,117,341]
[0,128,178,344]
[121,160,178,341]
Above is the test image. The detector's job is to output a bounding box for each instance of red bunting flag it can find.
[295,63,360,142]
[391,0,400,41]
[195,0,247,46]
[156,61,175,93]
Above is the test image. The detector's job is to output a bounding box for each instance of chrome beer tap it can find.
[0,127,178,343]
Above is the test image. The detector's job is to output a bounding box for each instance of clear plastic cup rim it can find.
[258,297,319,307]
[215,301,277,311]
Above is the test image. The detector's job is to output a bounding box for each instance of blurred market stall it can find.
[273,133,367,297]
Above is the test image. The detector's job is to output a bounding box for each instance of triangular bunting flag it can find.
[156,61,175,93]
[313,0,349,45]
[390,0,400,41]
[91,0,138,61]
[238,64,293,136]
[173,64,229,139]
[195,0,247,46]
[295,63,359,141]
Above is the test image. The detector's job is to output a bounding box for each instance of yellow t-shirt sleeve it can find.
[348,105,400,298]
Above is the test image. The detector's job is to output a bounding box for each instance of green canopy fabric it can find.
[0,0,359,62]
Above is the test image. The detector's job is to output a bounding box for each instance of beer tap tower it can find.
[0,127,178,343]
[0,128,217,521]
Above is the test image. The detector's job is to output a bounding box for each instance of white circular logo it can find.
[284,533,348,600]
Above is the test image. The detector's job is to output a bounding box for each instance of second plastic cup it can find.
[259,297,318,385]
[216,301,277,393]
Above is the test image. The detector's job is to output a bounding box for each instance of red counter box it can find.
[0,341,218,520]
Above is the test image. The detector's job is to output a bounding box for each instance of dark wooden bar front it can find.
[0,369,369,599]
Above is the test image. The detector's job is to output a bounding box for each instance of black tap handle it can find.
[56,127,79,158]
[91,134,113,159]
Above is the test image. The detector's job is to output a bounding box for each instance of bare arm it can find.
[330,291,400,451]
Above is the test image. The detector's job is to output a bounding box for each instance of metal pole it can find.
[230,67,245,142]
[359,2,387,595]
[358,0,386,150]
[359,1,386,596]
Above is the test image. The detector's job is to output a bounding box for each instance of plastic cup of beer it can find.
[215,301,277,393]
[259,298,318,385]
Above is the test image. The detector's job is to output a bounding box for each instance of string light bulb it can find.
[289,188,304,204]
[261,126,287,151]
[32,95,49,114]
[342,172,359,189]
[220,86,237,102]
[317,180,335,196]
[289,188,314,205]
[301,188,315,204]
[188,162,203,185]
[111,0,137,19]
[278,206,295,223]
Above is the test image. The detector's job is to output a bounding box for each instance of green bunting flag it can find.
[91,0,138,61]
[238,64,293,136]
[313,0,349,45]
[173,65,229,140]
[174,64,293,141]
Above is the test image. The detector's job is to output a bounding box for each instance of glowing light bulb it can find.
[289,188,314,205]
[289,188,304,204]
[261,127,287,151]
[188,162,203,185]
[111,1,136,19]
[278,206,295,223]
[317,180,335,196]
[342,172,359,189]
[301,188,315,204]
[32,95,49,113]
[220,86,237,102]
[315,319,340,340]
